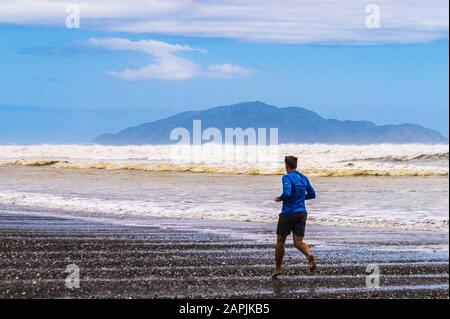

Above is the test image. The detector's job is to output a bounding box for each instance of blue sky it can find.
[0,1,448,140]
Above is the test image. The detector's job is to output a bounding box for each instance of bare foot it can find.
[271,269,282,278]
[308,255,317,272]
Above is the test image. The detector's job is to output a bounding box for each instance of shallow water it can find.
[0,166,448,232]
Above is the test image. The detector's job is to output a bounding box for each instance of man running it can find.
[272,156,317,278]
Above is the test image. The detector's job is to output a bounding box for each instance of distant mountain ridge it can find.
[93,101,448,145]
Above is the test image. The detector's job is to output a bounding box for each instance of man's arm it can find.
[279,175,292,201]
[305,177,316,200]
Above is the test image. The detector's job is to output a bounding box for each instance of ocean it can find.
[0,144,448,235]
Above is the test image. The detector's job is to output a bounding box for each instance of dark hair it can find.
[284,156,298,169]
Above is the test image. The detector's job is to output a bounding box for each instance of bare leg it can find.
[293,234,316,272]
[272,235,286,278]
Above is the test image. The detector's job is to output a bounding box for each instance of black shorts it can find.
[276,212,307,237]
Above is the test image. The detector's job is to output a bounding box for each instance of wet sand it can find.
[0,212,448,299]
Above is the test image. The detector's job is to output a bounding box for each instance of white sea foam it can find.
[0,190,448,232]
[0,144,448,176]
[0,149,448,232]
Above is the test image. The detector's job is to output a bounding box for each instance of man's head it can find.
[284,156,298,172]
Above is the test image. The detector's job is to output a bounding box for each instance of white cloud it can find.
[207,64,254,79]
[89,38,254,81]
[0,0,448,44]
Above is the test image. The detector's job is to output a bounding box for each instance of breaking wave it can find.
[348,152,449,163]
[0,143,448,177]
[1,159,448,177]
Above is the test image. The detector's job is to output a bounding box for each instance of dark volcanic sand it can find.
[0,212,448,299]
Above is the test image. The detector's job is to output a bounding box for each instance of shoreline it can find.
[3,207,449,246]
[0,212,448,299]
[1,166,448,235]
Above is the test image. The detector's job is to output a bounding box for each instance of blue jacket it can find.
[280,171,316,215]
